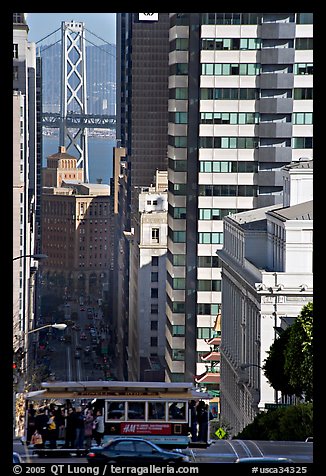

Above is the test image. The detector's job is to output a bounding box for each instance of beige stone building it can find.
[41,147,113,301]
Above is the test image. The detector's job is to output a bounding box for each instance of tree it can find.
[263,327,297,396]
[234,403,313,441]
[263,302,313,401]
[284,302,313,401]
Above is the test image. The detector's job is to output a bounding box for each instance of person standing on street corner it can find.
[197,401,209,443]
[73,406,85,449]
[189,400,198,442]
[64,407,76,448]
[84,409,95,450]
[34,407,48,448]
[93,409,105,446]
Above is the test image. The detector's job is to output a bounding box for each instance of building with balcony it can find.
[166,12,313,385]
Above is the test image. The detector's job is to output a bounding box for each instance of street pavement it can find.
[13,437,313,464]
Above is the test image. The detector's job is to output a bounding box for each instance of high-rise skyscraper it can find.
[13,12,41,393]
[113,13,170,379]
[166,12,313,388]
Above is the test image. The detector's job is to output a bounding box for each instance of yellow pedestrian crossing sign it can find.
[215,427,226,439]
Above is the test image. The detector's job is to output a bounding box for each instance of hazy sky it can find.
[26,13,116,45]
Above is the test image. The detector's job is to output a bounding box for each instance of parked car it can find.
[235,456,294,463]
[13,452,22,463]
[86,437,190,464]
[75,350,81,359]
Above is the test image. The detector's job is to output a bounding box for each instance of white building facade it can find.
[128,173,168,381]
[218,159,313,436]
[13,13,38,373]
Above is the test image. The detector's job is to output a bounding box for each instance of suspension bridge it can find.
[37,20,116,182]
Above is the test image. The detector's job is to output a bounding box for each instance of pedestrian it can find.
[64,407,76,448]
[84,409,94,450]
[26,403,36,445]
[197,401,209,443]
[93,409,105,446]
[31,429,43,448]
[73,406,85,449]
[34,407,48,448]
[47,410,57,449]
[189,400,198,442]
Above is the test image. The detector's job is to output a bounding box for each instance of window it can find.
[169,112,188,124]
[170,206,186,219]
[151,256,159,266]
[151,272,158,282]
[295,38,313,50]
[172,302,185,313]
[152,228,159,243]
[168,159,187,171]
[197,327,212,339]
[13,66,18,81]
[151,288,158,299]
[168,402,186,420]
[172,325,185,336]
[294,63,313,75]
[174,88,188,99]
[106,401,125,420]
[202,63,260,76]
[293,113,313,124]
[197,256,220,268]
[172,231,186,243]
[292,137,313,148]
[197,280,222,291]
[198,233,223,244]
[294,88,313,100]
[297,13,313,24]
[148,402,165,420]
[175,38,189,50]
[171,350,185,361]
[150,336,158,347]
[151,321,158,331]
[172,278,186,290]
[128,402,145,420]
[13,43,18,59]
[151,304,158,314]
[172,254,186,266]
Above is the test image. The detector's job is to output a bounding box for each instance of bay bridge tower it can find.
[60,20,88,181]
[41,20,116,182]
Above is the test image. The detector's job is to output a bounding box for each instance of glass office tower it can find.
[166,12,313,383]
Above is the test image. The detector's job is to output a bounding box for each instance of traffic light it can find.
[13,361,17,370]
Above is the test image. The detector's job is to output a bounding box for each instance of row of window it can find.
[167,273,222,291]
[200,112,260,125]
[169,87,313,101]
[201,37,312,51]
[168,229,224,244]
[199,184,258,197]
[198,208,243,220]
[169,111,313,125]
[167,303,220,320]
[200,13,312,25]
[167,252,221,268]
[200,161,258,173]
[202,63,261,76]
[201,63,313,76]
[169,136,313,149]
[199,88,313,100]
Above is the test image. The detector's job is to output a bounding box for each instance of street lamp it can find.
[27,323,67,334]
[13,253,48,261]
[240,363,262,371]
